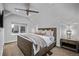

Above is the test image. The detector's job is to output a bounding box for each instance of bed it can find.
[17,28,57,56]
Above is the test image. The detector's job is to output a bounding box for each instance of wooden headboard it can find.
[38,28,57,42]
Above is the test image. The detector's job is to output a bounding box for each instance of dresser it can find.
[60,38,79,52]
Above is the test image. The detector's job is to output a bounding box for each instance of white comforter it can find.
[36,35,55,47]
[19,33,55,55]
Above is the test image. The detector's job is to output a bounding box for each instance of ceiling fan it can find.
[15,3,39,16]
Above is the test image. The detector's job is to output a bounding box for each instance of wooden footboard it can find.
[17,36,34,56]
[35,42,55,56]
[17,35,56,56]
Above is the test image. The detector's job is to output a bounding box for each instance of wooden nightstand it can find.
[60,38,79,52]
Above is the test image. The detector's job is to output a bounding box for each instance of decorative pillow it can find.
[35,30,46,35]
[35,32,46,35]
[46,30,54,36]
[50,31,54,36]
[46,30,51,36]
[41,30,46,34]
[38,30,42,33]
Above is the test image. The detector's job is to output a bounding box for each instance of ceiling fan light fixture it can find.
[15,9,20,12]
[15,9,19,12]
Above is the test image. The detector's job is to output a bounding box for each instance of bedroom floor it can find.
[3,42,79,56]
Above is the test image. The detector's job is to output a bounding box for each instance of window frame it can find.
[11,23,27,35]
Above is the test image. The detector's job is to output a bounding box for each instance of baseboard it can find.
[4,40,17,45]
[56,46,61,48]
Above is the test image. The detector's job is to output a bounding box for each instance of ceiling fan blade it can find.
[15,8,26,11]
[15,3,39,16]
[26,10,39,13]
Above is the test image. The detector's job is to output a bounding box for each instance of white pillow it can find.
[38,30,42,33]
[46,30,54,36]
[50,31,54,36]
[41,30,46,34]
[46,30,51,36]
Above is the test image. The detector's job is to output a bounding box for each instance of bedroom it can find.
[0,3,79,56]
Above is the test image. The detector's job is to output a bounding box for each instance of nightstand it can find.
[60,38,79,52]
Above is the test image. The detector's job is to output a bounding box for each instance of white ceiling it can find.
[0,3,79,16]
[0,3,79,24]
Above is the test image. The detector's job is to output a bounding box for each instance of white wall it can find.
[0,28,4,56]
[4,14,33,43]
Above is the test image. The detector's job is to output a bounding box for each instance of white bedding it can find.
[37,35,55,47]
[19,33,55,55]
[31,34,55,47]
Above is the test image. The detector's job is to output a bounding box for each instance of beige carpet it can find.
[3,42,79,56]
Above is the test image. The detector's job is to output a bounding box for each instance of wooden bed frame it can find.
[17,28,57,56]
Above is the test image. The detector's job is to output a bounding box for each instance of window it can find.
[11,23,27,35]
[20,26,26,33]
[12,24,19,33]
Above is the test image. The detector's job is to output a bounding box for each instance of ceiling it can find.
[0,3,79,24]
[0,3,79,16]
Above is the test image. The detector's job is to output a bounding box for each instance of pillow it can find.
[38,30,42,33]
[35,32,45,35]
[35,30,46,35]
[50,31,54,36]
[41,30,46,34]
[46,30,54,36]
[46,30,51,36]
